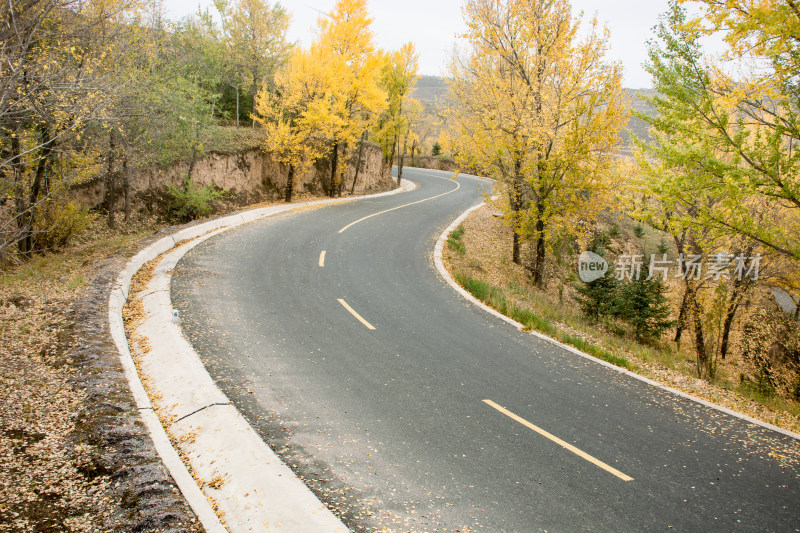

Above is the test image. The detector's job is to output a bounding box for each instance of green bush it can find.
[431,142,442,156]
[633,223,645,238]
[166,178,226,223]
[615,266,675,341]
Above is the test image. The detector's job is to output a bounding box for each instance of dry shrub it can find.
[740,298,800,400]
[33,198,96,252]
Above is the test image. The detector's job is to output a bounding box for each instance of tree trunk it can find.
[510,157,524,265]
[18,124,52,256]
[106,129,117,229]
[674,286,689,346]
[530,196,546,287]
[673,232,688,346]
[720,280,750,360]
[337,142,348,197]
[285,164,294,202]
[10,132,25,253]
[122,155,130,222]
[329,142,339,197]
[532,214,546,287]
[251,73,258,128]
[389,135,398,185]
[691,293,709,379]
[350,132,367,195]
[398,133,407,181]
[236,86,240,128]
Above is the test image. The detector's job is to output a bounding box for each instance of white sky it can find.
[164,0,702,89]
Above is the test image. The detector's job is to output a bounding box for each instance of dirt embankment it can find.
[73,143,393,212]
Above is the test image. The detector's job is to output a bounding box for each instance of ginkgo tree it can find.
[314,0,386,196]
[375,43,419,184]
[634,0,800,378]
[253,45,343,202]
[446,0,628,286]
[631,0,800,264]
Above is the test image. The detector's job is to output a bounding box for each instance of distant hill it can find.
[410,76,657,155]
[412,75,450,106]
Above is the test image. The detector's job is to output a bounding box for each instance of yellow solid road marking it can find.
[319,250,326,267]
[338,179,461,234]
[337,299,376,330]
[482,399,634,482]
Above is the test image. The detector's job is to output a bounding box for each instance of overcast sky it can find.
[164,0,692,89]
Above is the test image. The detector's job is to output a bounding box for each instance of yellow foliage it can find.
[446,0,629,282]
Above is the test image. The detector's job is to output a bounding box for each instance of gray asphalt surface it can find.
[172,168,800,532]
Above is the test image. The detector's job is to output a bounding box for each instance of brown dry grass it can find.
[0,218,158,531]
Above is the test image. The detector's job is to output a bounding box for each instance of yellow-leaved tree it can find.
[254,45,344,202]
[314,0,386,196]
[375,43,419,184]
[446,0,628,286]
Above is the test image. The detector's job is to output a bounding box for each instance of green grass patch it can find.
[510,307,558,337]
[454,271,632,371]
[447,225,466,255]
[560,333,634,370]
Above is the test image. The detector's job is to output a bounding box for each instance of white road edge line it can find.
[432,196,800,443]
[108,178,418,533]
[338,298,376,330]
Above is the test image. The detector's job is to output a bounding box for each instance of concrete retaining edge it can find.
[108,180,417,533]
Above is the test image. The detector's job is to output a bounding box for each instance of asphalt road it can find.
[172,168,800,532]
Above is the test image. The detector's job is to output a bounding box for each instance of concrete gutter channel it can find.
[108,182,416,532]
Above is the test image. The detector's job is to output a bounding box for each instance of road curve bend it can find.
[173,168,800,532]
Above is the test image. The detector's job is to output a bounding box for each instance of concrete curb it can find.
[433,202,800,443]
[108,181,417,533]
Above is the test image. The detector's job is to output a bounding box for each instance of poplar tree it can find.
[375,43,419,183]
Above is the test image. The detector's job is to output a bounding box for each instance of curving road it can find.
[172,168,800,532]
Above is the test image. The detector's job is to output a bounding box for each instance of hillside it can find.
[410,76,657,155]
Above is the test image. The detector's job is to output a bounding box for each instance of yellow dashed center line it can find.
[319,250,326,267]
[337,179,461,234]
[337,299,376,330]
[482,399,634,482]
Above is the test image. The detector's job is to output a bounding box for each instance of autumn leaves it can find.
[445,0,628,287]
[253,0,419,202]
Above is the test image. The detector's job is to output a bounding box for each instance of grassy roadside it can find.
[442,207,800,435]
